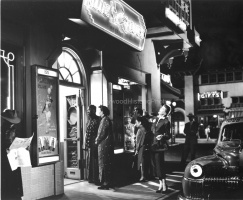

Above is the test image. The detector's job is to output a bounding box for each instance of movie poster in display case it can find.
[31,65,60,166]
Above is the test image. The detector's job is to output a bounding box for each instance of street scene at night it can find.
[1,0,243,200]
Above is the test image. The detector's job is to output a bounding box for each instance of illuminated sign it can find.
[198,91,223,100]
[118,77,138,86]
[81,0,146,51]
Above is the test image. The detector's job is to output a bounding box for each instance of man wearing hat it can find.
[181,112,199,166]
[1,109,23,199]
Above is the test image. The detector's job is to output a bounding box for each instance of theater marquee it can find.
[81,0,146,51]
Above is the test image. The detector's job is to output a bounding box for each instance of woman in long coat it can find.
[135,116,147,181]
[95,105,114,190]
[151,104,171,193]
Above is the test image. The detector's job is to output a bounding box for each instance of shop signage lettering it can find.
[199,91,222,99]
[81,0,146,51]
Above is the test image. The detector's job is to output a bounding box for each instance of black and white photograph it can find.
[1,0,243,199]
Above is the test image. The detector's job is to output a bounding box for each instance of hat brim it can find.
[1,116,21,124]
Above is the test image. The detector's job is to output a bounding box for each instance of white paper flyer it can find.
[7,134,34,171]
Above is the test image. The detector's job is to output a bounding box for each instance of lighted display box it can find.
[31,65,60,166]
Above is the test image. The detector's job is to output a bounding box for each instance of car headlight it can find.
[190,164,203,177]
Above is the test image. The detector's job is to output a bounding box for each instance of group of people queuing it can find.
[132,105,172,193]
[85,105,114,190]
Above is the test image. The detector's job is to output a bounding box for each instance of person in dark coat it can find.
[1,109,23,200]
[95,105,114,190]
[134,116,147,181]
[151,104,171,193]
[85,105,100,184]
[181,112,199,165]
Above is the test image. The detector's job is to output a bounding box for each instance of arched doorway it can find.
[52,47,87,181]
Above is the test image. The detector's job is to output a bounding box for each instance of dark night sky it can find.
[190,0,243,71]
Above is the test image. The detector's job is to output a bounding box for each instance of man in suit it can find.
[181,112,199,165]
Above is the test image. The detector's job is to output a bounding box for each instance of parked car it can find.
[178,117,243,200]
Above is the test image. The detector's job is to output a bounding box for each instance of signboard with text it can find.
[81,0,146,51]
[198,91,223,100]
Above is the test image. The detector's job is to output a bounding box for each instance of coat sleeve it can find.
[163,120,171,140]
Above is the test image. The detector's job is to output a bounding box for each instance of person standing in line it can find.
[151,105,171,193]
[85,105,100,184]
[95,105,114,190]
[1,109,23,200]
[134,116,147,181]
[205,125,211,141]
[181,113,199,165]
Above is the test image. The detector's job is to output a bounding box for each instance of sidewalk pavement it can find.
[41,162,185,200]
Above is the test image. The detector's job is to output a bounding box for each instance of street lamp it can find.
[171,100,177,144]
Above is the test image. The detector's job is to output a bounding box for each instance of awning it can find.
[103,63,147,86]
[161,81,181,98]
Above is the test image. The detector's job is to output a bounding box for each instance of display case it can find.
[31,65,60,166]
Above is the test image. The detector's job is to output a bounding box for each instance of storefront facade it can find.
[1,0,193,199]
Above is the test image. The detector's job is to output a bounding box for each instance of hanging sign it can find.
[81,0,146,51]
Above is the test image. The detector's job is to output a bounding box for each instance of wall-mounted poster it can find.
[32,65,59,166]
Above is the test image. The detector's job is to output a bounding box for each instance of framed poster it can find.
[31,65,60,166]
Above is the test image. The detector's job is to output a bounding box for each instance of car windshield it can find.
[219,123,243,147]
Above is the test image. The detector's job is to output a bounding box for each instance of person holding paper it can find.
[1,109,23,200]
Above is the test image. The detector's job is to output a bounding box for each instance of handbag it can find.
[151,139,169,152]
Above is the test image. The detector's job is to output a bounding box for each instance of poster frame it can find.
[31,65,60,166]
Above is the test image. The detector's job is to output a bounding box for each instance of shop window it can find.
[209,74,217,83]
[223,91,228,98]
[53,48,82,84]
[232,97,238,104]
[1,47,16,109]
[240,97,243,103]
[217,73,225,82]
[201,74,209,84]
[208,98,213,105]
[214,98,221,105]
[226,72,233,82]
[235,71,242,81]
[200,98,207,106]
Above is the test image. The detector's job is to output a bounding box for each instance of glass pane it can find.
[235,71,242,81]
[64,52,73,69]
[69,59,78,74]
[57,52,65,67]
[59,67,69,81]
[73,73,81,84]
[209,74,216,83]
[226,72,233,82]
[201,74,208,84]
[218,73,225,82]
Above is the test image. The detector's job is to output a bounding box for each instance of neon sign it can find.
[198,91,223,100]
[0,49,15,109]
[81,0,146,51]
